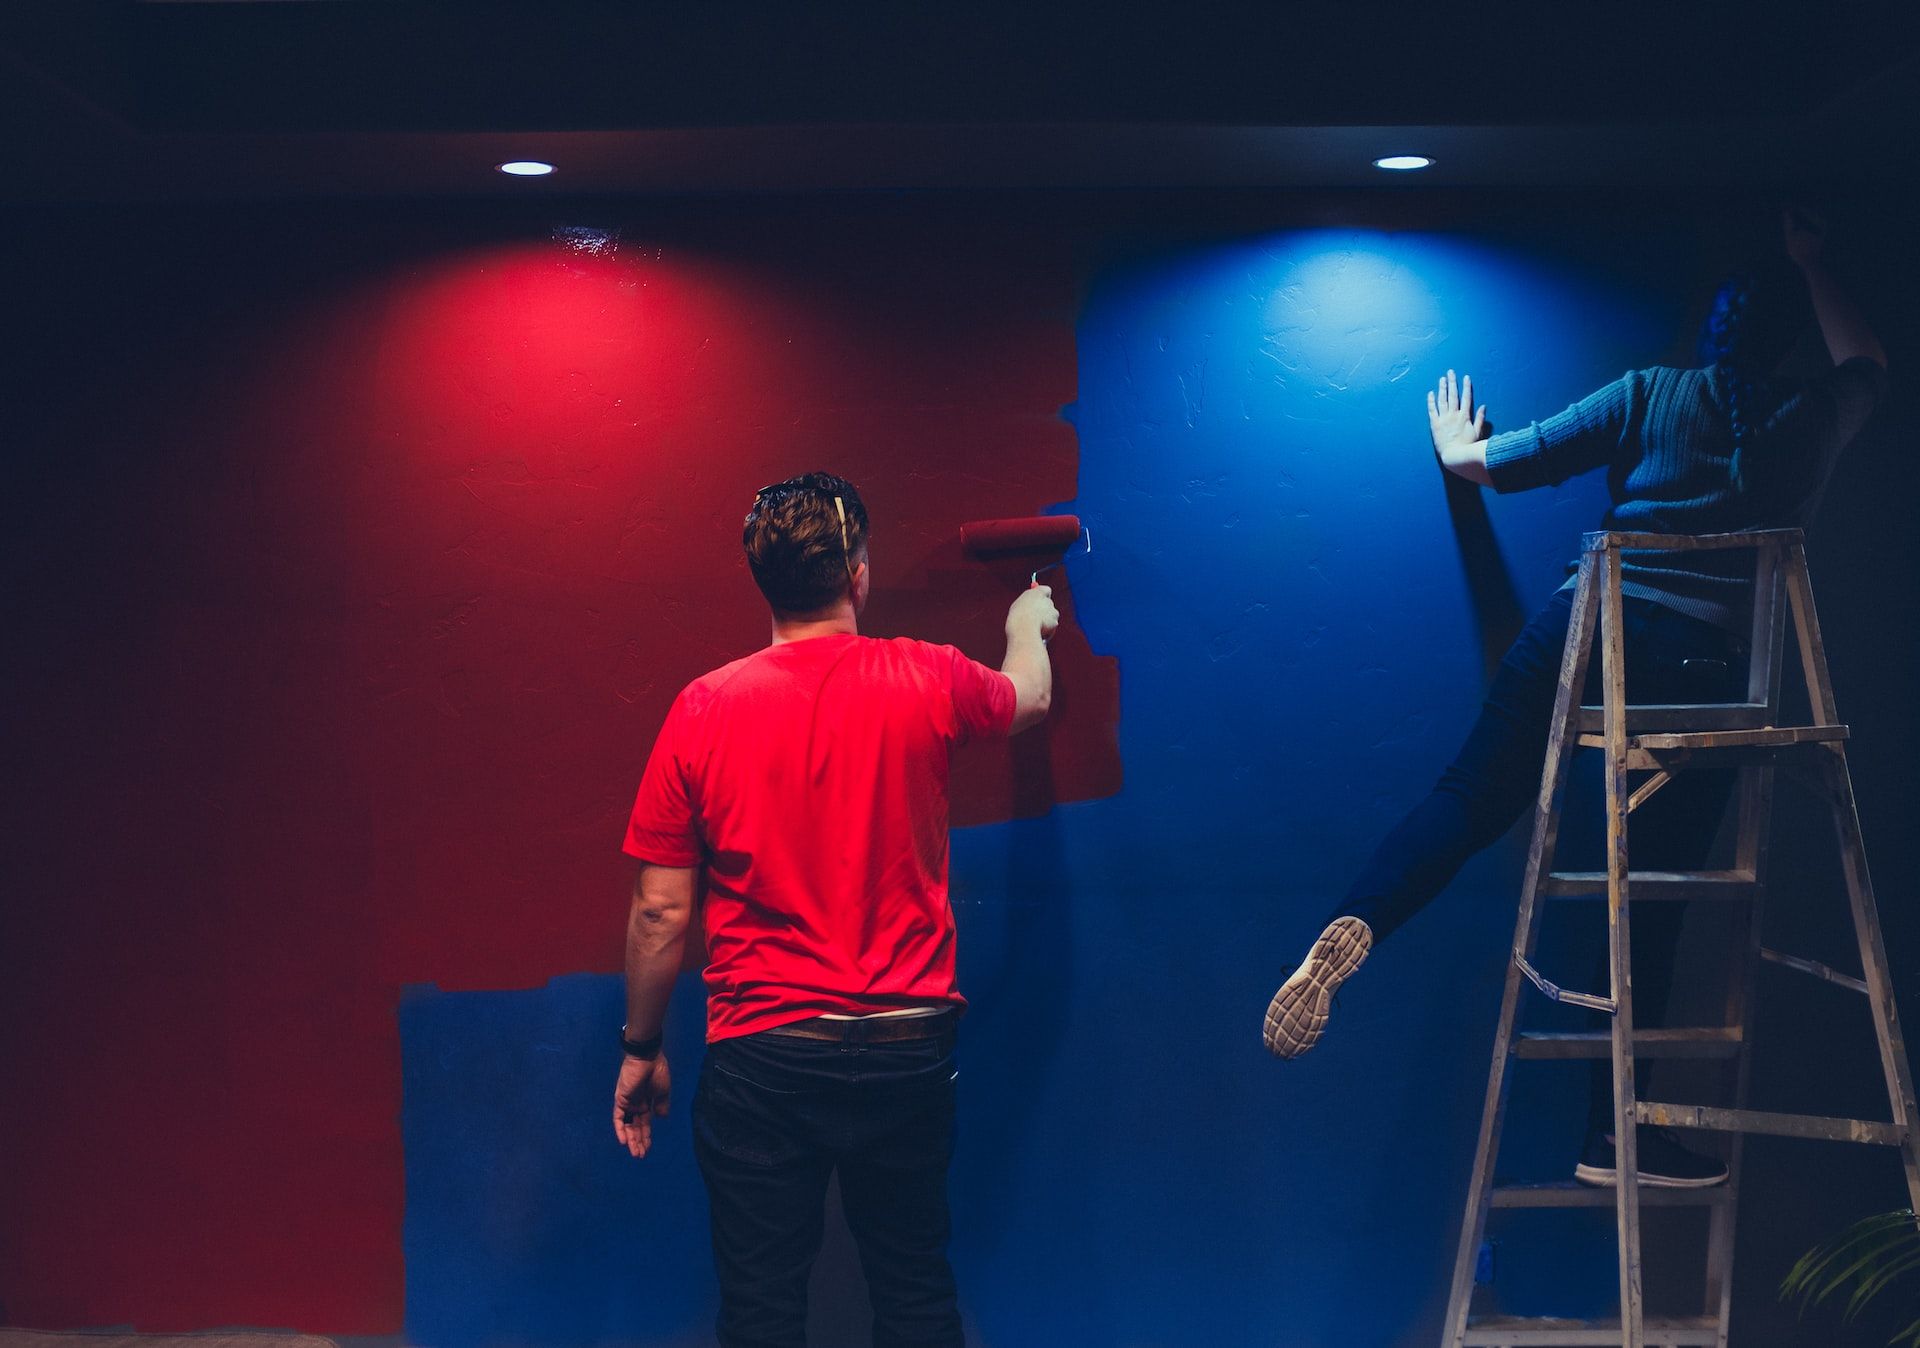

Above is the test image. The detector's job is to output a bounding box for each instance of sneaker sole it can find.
[1263,917,1372,1059]
[1572,1162,1729,1190]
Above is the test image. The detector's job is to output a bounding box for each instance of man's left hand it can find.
[614,1052,672,1158]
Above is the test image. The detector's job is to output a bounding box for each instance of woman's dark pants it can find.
[693,1022,964,1348]
[1333,589,1743,1132]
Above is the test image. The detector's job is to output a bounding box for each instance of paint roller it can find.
[959,515,1092,584]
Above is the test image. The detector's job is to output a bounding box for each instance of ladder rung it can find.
[1577,703,1774,734]
[1543,869,1758,901]
[1513,1028,1744,1060]
[1576,724,1847,753]
[1489,1181,1731,1208]
[1585,527,1801,552]
[1464,1314,1719,1345]
[1636,1101,1907,1146]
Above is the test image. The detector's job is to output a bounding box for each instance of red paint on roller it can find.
[960,515,1082,555]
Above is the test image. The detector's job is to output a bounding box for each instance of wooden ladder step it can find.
[1513,1028,1743,1060]
[1490,1181,1731,1209]
[1588,527,1801,550]
[1576,703,1774,734]
[1464,1314,1719,1345]
[1543,869,1758,901]
[1636,1101,1907,1146]
[1576,723,1847,771]
[1575,724,1847,751]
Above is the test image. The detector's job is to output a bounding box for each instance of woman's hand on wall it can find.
[1428,369,1494,487]
[1783,206,1826,272]
[1785,208,1888,369]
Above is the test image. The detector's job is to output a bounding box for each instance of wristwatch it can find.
[621,1026,664,1060]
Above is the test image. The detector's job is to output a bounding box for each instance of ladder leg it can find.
[1600,544,1645,1348]
[1703,766,1771,1346]
[1784,545,1920,1214]
[1442,556,1603,1347]
[1441,931,1534,1347]
[1706,542,1786,1344]
[1781,544,1837,725]
[1746,542,1787,718]
[1823,750,1920,1214]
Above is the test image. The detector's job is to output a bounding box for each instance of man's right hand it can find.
[1002,584,1058,733]
[1007,584,1060,641]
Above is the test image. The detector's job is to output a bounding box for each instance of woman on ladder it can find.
[1264,208,1888,1188]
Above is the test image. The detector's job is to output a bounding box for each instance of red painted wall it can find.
[0,202,1118,1331]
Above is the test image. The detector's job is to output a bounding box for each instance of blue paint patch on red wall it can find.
[398,974,716,1348]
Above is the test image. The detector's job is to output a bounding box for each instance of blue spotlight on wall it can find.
[496,161,556,177]
[1373,155,1434,171]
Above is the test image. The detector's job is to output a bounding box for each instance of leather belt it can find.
[763,1010,955,1043]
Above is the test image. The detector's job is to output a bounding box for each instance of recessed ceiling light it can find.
[496,161,556,177]
[1372,155,1434,172]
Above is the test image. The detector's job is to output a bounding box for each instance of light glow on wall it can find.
[495,161,556,177]
[1373,155,1434,171]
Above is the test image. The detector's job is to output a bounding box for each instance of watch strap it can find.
[621,1027,664,1060]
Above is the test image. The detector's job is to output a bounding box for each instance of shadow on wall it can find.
[1443,469,1527,679]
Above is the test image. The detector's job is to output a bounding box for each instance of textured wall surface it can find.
[3,196,1916,1348]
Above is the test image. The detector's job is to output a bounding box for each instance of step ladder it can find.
[1441,528,1920,1348]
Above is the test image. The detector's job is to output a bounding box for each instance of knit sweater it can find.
[1483,358,1888,629]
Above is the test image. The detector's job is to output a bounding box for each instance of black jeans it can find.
[1333,588,1743,1131]
[693,1022,963,1348]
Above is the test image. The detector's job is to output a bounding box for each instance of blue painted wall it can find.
[946,223,1671,1344]
[397,216,1751,1346]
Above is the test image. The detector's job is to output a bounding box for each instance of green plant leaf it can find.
[1780,1208,1920,1339]
[1784,1217,1902,1307]
[1853,1250,1920,1322]
[1827,1231,1920,1312]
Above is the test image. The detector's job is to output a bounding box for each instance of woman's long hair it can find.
[1696,258,1815,509]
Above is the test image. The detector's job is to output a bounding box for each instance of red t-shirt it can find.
[623,634,1017,1042]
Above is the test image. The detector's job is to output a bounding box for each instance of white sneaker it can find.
[1573,1128,1730,1188]
[1263,917,1373,1058]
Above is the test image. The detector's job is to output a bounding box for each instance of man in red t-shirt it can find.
[613,471,1057,1348]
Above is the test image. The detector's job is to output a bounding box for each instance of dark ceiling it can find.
[5,0,1919,199]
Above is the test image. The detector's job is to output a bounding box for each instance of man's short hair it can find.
[742,472,870,614]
